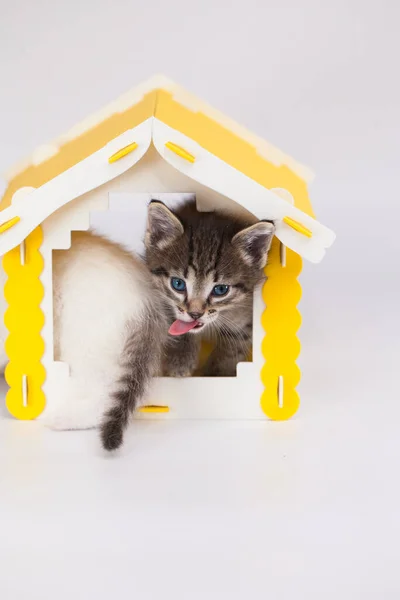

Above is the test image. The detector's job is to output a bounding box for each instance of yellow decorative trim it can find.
[108,142,138,164]
[0,216,20,234]
[155,91,314,217]
[139,405,170,414]
[3,226,46,420]
[0,90,158,210]
[283,216,312,238]
[261,238,302,420]
[165,141,195,163]
[1,88,314,218]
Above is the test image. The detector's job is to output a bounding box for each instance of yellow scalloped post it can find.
[3,227,46,420]
[261,239,302,420]
[165,141,195,163]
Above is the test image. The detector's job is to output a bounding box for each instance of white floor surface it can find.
[1,369,399,600]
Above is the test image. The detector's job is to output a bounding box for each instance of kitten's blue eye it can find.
[212,284,230,297]
[171,277,186,292]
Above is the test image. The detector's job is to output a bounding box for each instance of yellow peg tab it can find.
[0,216,20,234]
[165,142,195,163]
[139,405,170,414]
[108,142,138,164]
[283,216,312,238]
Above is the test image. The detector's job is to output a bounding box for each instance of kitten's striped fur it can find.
[100,298,167,451]
[102,200,274,450]
[0,201,274,452]
[145,200,274,378]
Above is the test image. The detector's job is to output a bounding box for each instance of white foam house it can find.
[0,76,335,422]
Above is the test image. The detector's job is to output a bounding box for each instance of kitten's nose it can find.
[188,311,204,321]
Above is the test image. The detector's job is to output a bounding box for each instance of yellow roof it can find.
[0,76,315,217]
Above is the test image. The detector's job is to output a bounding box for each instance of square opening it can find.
[52,193,256,379]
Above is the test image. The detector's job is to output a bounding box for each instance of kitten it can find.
[145,200,275,378]
[0,202,274,452]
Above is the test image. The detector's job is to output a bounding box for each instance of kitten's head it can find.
[144,201,275,334]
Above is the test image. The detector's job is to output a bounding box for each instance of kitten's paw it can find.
[43,413,97,431]
[42,401,100,431]
[165,366,194,378]
[202,365,236,377]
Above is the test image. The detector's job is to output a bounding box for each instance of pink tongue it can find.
[169,319,199,336]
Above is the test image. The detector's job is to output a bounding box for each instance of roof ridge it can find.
[3,76,314,184]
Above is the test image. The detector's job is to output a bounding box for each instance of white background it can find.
[91,192,195,255]
[0,0,399,598]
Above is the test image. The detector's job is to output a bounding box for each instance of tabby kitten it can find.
[145,200,275,378]
[102,201,274,450]
[0,201,274,452]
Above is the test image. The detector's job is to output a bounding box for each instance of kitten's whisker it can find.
[217,315,251,355]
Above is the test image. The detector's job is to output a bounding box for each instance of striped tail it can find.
[100,315,162,451]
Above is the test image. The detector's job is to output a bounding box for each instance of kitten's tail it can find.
[100,309,163,451]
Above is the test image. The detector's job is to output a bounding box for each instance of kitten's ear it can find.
[232,221,275,268]
[145,201,184,250]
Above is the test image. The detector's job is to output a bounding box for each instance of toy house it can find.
[0,76,335,423]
